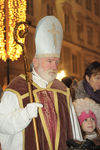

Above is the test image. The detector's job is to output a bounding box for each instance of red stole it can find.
[37,90,57,149]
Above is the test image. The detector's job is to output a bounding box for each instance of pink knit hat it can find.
[78,110,97,125]
[73,98,100,128]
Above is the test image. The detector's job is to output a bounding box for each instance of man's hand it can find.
[25,102,43,119]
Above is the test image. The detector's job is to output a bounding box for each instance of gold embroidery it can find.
[48,23,59,48]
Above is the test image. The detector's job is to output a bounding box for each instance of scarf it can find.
[83,79,100,104]
[84,131,98,140]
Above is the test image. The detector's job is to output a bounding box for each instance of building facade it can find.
[26,0,100,80]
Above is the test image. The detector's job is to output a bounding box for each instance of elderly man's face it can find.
[86,72,100,91]
[34,57,60,82]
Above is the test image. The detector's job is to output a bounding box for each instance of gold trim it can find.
[34,91,53,150]
[19,74,43,89]
[35,54,60,58]
[5,88,23,107]
[33,88,68,96]
[19,74,25,79]
[66,88,70,112]
[54,92,60,150]
[19,74,68,97]
[46,81,53,88]
[21,93,29,99]
[22,130,25,150]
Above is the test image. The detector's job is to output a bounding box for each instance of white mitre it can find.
[35,16,63,58]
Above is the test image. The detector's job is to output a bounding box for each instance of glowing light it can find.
[0,0,27,61]
[56,70,66,81]
[0,0,6,61]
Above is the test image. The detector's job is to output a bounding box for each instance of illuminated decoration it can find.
[0,0,5,61]
[56,70,66,81]
[0,0,27,61]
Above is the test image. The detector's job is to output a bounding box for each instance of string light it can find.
[0,0,27,61]
[0,0,6,61]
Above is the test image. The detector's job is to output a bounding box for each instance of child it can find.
[73,97,100,145]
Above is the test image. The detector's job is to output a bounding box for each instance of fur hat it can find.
[35,16,63,58]
[73,98,100,128]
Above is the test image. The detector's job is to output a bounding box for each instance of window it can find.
[47,4,53,15]
[65,14,70,32]
[77,22,83,41]
[86,0,92,10]
[94,0,100,16]
[87,26,93,45]
[26,0,33,16]
[72,54,78,74]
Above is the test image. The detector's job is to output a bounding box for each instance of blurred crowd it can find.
[62,61,100,149]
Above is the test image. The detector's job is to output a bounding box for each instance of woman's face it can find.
[81,117,96,134]
[86,72,100,91]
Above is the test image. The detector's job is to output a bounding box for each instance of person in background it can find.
[73,98,100,145]
[62,76,78,101]
[62,76,73,88]
[74,61,100,103]
[0,16,82,150]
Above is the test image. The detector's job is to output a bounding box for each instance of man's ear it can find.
[32,58,38,68]
[86,75,90,82]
